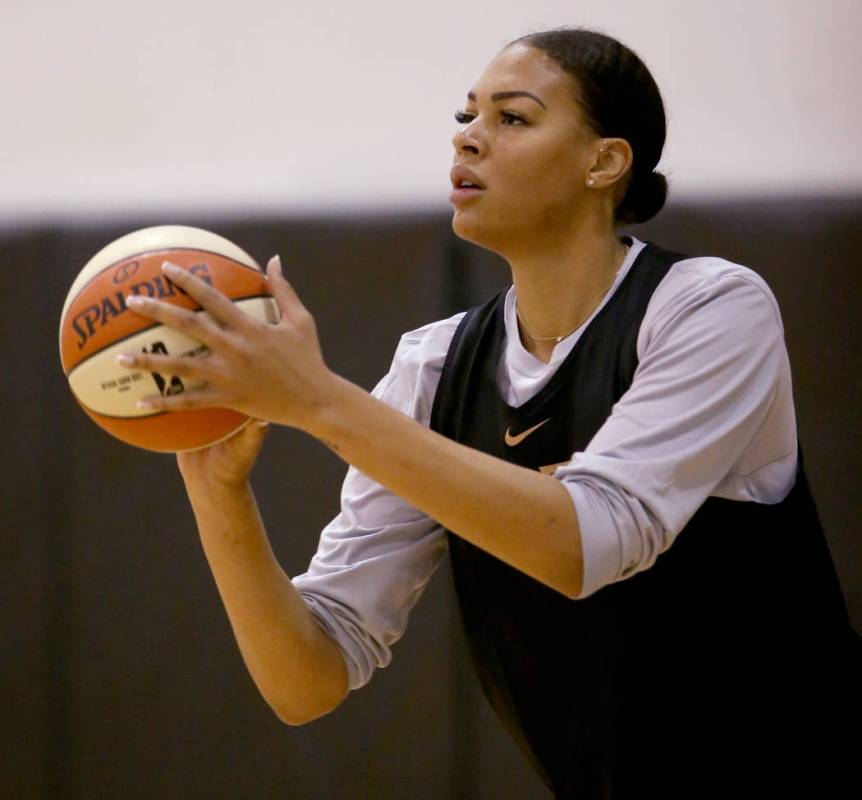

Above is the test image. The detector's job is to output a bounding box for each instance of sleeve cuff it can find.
[295,589,375,691]
[560,479,626,599]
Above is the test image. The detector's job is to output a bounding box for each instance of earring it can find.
[587,178,595,187]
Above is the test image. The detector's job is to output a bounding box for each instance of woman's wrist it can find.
[181,467,253,508]
[301,372,360,446]
[180,471,276,556]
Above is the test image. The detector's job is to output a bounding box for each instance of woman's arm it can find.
[178,422,349,725]
[119,258,586,599]
[310,373,584,598]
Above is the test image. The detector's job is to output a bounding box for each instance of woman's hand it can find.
[177,418,270,490]
[115,256,336,432]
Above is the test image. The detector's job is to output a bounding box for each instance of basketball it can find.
[59,225,279,452]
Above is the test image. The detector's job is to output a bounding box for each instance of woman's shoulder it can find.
[370,311,467,424]
[665,249,778,295]
[393,310,468,369]
[642,246,785,338]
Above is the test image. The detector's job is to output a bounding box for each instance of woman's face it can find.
[450,44,599,253]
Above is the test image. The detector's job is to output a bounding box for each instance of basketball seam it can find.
[63,247,264,310]
[84,407,169,420]
[64,293,273,378]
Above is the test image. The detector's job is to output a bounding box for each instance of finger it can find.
[136,388,222,412]
[242,417,270,447]
[225,417,269,443]
[116,350,215,380]
[243,417,270,441]
[125,294,228,349]
[266,255,307,321]
[161,261,250,330]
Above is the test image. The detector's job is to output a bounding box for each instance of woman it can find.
[119,27,859,799]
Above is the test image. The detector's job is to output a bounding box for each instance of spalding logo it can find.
[112,260,141,284]
[71,263,213,349]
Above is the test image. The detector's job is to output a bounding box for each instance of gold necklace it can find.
[516,246,630,344]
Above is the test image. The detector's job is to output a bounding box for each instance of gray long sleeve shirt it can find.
[291,236,798,691]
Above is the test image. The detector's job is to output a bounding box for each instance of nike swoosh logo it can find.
[504,418,551,447]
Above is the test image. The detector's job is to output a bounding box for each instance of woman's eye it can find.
[454,109,526,126]
[501,111,525,125]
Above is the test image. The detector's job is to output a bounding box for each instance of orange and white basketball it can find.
[59,225,279,452]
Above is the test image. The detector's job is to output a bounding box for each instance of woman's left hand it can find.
[116,256,336,431]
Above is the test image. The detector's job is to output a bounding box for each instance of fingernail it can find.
[162,261,180,273]
[137,399,153,409]
[273,255,282,273]
[116,354,134,366]
[126,295,144,307]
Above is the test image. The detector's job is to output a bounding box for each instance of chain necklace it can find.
[516,245,630,344]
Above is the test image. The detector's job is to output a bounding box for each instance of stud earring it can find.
[587,178,595,187]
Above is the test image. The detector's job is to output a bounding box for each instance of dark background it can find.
[2,196,860,799]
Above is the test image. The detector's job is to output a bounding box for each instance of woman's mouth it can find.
[449,185,485,204]
[450,165,486,204]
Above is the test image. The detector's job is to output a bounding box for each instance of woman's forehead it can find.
[468,44,573,104]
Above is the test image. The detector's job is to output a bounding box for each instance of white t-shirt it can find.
[292,235,798,691]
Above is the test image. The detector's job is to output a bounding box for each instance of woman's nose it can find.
[452,120,484,156]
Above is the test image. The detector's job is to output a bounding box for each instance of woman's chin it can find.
[452,213,515,258]
[451,210,495,249]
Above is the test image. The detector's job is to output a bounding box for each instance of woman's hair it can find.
[508,27,668,225]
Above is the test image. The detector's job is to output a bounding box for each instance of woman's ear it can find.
[586,138,633,191]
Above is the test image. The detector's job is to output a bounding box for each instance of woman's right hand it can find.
[177,418,270,490]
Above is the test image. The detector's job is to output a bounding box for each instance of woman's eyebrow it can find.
[466,90,547,110]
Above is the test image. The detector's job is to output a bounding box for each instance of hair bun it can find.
[617,169,668,225]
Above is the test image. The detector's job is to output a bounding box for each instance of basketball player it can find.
[119,27,860,798]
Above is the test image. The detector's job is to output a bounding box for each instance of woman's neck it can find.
[507,227,629,364]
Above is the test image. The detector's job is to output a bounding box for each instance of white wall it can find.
[1,0,859,223]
